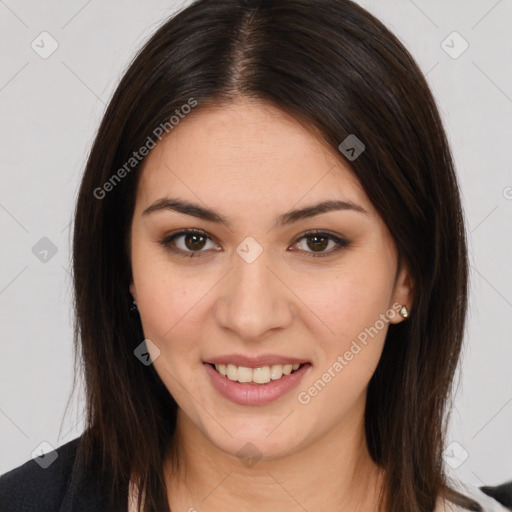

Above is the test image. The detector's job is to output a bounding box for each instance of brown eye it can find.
[159,229,349,259]
[183,233,207,251]
[306,235,329,252]
[159,229,218,257]
[292,231,350,257]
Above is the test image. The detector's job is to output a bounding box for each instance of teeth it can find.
[215,363,302,384]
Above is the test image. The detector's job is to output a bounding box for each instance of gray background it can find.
[1,0,511,486]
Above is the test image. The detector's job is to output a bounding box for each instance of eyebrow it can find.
[142,197,368,228]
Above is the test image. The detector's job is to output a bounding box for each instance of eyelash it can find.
[158,228,350,258]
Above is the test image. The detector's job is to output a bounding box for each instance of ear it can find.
[388,263,414,324]
[129,282,137,303]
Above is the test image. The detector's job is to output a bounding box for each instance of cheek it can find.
[137,277,205,347]
[297,260,394,334]
[130,245,203,343]
[290,253,394,379]
[296,267,391,414]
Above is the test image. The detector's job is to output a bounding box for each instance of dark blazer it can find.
[0,436,128,512]
[1,435,511,511]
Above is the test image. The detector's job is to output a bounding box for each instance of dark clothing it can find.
[1,435,511,511]
[0,437,127,512]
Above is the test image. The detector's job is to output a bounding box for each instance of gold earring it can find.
[399,305,409,318]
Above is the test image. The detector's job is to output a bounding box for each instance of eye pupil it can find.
[162,230,346,258]
[185,234,206,251]
[307,236,328,252]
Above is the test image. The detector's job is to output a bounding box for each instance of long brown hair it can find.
[71,1,476,510]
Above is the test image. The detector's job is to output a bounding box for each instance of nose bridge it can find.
[214,239,292,339]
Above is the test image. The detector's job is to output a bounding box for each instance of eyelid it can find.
[158,228,350,258]
[159,228,219,257]
[290,229,350,257]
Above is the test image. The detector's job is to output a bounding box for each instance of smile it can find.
[203,361,312,405]
[212,362,302,384]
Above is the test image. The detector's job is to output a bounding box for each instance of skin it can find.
[129,97,413,511]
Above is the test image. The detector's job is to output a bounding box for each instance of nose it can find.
[213,247,294,341]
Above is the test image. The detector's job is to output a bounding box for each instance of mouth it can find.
[206,361,310,385]
[203,360,312,405]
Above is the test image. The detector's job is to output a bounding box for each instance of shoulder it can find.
[440,481,512,512]
[0,437,80,512]
[479,481,512,511]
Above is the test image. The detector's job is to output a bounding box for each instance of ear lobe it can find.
[389,265,414,324]
[129,282,137,301]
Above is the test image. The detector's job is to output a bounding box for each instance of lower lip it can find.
[203,362,312,406]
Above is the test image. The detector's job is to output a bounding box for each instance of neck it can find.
[163,405,385,512]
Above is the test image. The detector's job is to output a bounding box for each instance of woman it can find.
[0,0,510,511]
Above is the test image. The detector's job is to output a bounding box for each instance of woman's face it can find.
[129,97,412,461]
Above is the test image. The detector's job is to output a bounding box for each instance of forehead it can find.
[134,98,372,216]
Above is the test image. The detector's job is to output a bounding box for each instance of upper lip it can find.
[204,354,310,368]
